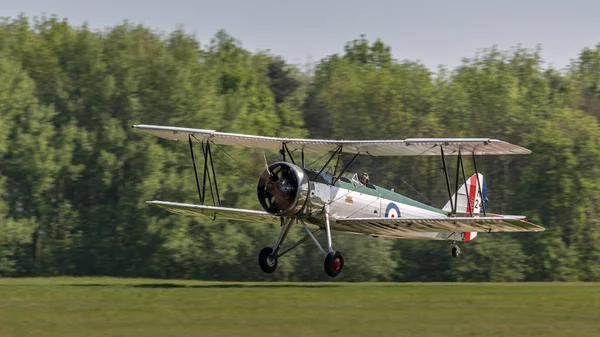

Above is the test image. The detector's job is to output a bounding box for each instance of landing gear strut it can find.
[451,243,461,258]
[257,205,345,278]
[258,218,293,274]
[322,204,344,277]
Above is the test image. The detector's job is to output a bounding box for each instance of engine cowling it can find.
[257,162,310,216]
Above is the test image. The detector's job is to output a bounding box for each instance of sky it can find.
[2,0,600,70]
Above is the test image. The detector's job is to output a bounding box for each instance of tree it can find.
[2,16,600,282]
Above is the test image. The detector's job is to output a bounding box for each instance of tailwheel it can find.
[324,251,344,277]
[258,247,278,273]
[451,244,461,258]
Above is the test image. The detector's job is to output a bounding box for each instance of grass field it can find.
[0,278,599,337]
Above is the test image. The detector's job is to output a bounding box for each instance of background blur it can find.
[1,6,600,282]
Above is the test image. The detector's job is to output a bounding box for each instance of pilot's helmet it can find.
[361,172,369,182]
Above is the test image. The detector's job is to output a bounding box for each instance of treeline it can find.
[1,15,600,281]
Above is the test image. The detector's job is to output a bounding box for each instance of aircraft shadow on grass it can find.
[61,283,342,289]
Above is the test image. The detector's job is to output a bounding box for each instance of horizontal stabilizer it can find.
[132,124,531,156]
[147,201,280,225]
[335,216,545,233]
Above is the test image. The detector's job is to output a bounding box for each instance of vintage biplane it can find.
[132,124,544,277]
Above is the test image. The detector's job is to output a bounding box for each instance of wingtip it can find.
[519,218,545,231]
[510,146,532,155]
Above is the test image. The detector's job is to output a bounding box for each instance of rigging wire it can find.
[207,143,263,202]
[400,180,436,207]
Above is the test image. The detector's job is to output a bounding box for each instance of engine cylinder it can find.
[256,162,310,216]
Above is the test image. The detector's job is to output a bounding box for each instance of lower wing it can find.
[148,201,544,236]
[147,201,280,225]
[334,216,545,234]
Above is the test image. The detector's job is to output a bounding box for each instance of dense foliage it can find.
[1,15,600,281]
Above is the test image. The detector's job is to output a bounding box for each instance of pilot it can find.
[359,172,369,185]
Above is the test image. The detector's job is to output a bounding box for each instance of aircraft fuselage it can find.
[301,170,464,241]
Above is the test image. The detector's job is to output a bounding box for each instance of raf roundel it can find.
[385,203,401,218]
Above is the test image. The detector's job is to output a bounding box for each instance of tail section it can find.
[443,173,487,242]
[443,173,486,215]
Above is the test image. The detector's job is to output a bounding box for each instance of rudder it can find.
[443,173,486,216]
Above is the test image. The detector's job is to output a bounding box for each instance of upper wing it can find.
[147,201,280,225]
[334,216,545,235]
[132,124,531,156]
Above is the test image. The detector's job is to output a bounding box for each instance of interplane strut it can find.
[439,148,486,217]
[188,136,221,207]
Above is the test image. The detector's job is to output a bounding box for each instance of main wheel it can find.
[258,247,278,273]
[451,245,460,258]
[324,251,344,277]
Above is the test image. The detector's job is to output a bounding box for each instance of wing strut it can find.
[332,146,343,177]
[453,153,460,214]
[282,143,296,165]
[312,145,360,186]
[205,142,221,206]
[440,146,454,214]
[188,135,203,203]
[440,147,483,216]
[472,152,486,216]
[316,145,342,178]
[187,136,221,207]
[333,151,360,184]
[458,152,473,217]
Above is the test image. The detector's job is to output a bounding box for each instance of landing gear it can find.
[321,204,344,277]
[324,251,344,277]
[257,205,344,278]
[258,218,293,274]
[451,243,461,258]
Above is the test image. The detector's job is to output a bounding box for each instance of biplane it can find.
[132,124,545,277]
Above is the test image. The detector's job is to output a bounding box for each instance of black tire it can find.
[258,247,278,274]
[324,251,344,277]
[451,246,460,258]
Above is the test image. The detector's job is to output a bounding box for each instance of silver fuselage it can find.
[301,170,464,241]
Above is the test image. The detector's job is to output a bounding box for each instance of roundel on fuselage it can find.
[385,203,401,218]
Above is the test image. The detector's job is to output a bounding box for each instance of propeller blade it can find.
[263,152,271,176]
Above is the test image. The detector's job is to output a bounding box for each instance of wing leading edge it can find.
[132,124,531,156]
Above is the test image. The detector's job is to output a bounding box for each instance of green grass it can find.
[0,278,599,337]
